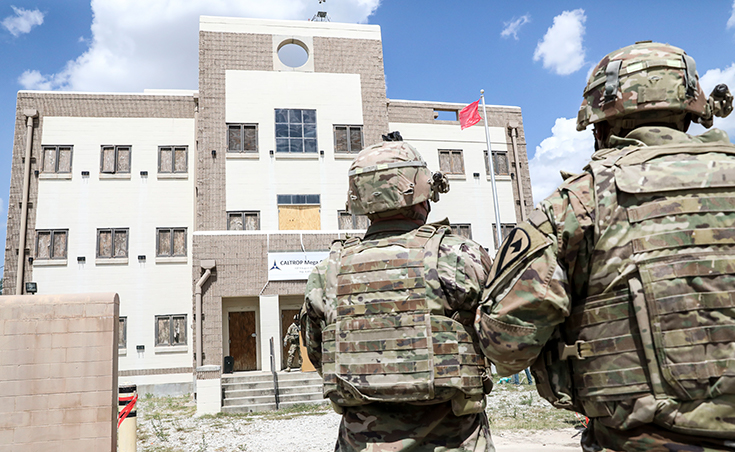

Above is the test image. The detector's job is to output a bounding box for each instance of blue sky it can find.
[2,1,735,265]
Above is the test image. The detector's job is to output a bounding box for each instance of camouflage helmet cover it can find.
[576,41,711,131]
[347,141,443,216]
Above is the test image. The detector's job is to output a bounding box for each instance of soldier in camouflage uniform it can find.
[475,41,735,451]
[302,137,494,451]
[284,315,302,371]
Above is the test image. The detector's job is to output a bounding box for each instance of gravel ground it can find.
[135,382,585,452]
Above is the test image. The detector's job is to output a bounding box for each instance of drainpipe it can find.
[195,260,216,368]
[507,122,526,222]
[16,110,38,295]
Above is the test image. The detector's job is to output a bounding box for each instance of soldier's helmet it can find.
[576,41,712,132]
[347,141,449,217]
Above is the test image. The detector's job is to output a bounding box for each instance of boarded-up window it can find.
[228,124,258,152]
[492,223,516,248]
[438,150,464,175]
[155,314,187,346]
[157,228,187,257]
[338,210,369,229]
[119,317,127,349]
[450,224,473,239]
[35,229,67,259]
[275,109,317,153]
[97,228,128,258]
[278,194,320,230]
[227,211,259,230]
[485,150,510,176]
[158,146,188,173]
[41,146,73,173]
[334,125,363,153]
[100,145,131,174]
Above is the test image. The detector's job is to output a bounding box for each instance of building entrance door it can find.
[281,309,300,369]
[229,311,257,371]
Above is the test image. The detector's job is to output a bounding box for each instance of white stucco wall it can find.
[34,116,195,373]
[225,70,363,231]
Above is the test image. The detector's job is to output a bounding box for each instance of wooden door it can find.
[281,309,300,369]
[229,311,257,371]
[278,205,320,230]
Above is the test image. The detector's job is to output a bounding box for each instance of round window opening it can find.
[278,42,309,68]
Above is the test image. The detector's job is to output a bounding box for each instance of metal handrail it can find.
[269,337,280,409]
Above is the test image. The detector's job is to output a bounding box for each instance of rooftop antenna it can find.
[311,0,330,21]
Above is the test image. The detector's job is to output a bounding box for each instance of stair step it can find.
[221,397,328,414]
[225,384,322,399]
[223,391,324,407]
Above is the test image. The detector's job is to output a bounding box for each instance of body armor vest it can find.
[320,224,487,412]
[535,140,735,438]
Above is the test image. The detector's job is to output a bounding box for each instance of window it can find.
[492,223,516,248]
[41,146,72,174]
[334,125,363,154]
[438,149,464,175]
[158,146,187,173]
[450,224,472,239]
[485,150,510,176]
[97,228,128,259]
[156,228,187,257]
[100,145,131,174]
[228,211,260,230]
[228,124,258,153]
[35,229,68,259]
[275,109,317,153]
[277,194,320,205]
[119,317,127,349]
[338,210,369,229]
[155,314,187,347]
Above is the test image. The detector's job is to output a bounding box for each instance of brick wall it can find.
[0,293,119,451]
[3,93,196,295]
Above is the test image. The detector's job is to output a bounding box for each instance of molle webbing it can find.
[321,225,485,404]
[564,144,735,436]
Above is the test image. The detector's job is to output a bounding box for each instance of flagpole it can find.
[481,89,504,248]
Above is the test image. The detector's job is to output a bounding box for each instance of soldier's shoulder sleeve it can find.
[436,233,493,313]
[301,257,331,375]
[474,173,595,376]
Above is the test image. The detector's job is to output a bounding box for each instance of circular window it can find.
[278,42,309,68]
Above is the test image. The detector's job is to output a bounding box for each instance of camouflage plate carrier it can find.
[533,138,735,439]
[321,224,488,414]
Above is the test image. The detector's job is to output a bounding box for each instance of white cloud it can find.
[688,63,735,141]
[18,0,380,92]
[728,1,735,29]
[533,9,586,76]
[501,15,530,40]
[528,117,594,204]
[2,6,44,37]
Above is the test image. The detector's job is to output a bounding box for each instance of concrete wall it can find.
[0,293,119,451]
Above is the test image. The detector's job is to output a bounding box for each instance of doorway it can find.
[228,311,257,371]
[281,309,300,369]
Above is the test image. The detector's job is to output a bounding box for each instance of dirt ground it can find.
[492,428,582,451]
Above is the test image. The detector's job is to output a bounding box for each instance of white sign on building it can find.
[267,252,329,281]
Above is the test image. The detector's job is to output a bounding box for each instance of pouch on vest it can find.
[320,224,487,409]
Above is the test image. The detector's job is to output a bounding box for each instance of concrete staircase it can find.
[221,370,326,413]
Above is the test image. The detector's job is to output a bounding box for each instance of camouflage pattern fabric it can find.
[335,402,493,452]
[303,219,493,451]
[284,322,302,369]
[475,126,735,450]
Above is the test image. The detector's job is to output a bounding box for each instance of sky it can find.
[2,0,735,265]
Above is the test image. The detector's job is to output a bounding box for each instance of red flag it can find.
[459,100,482,129]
